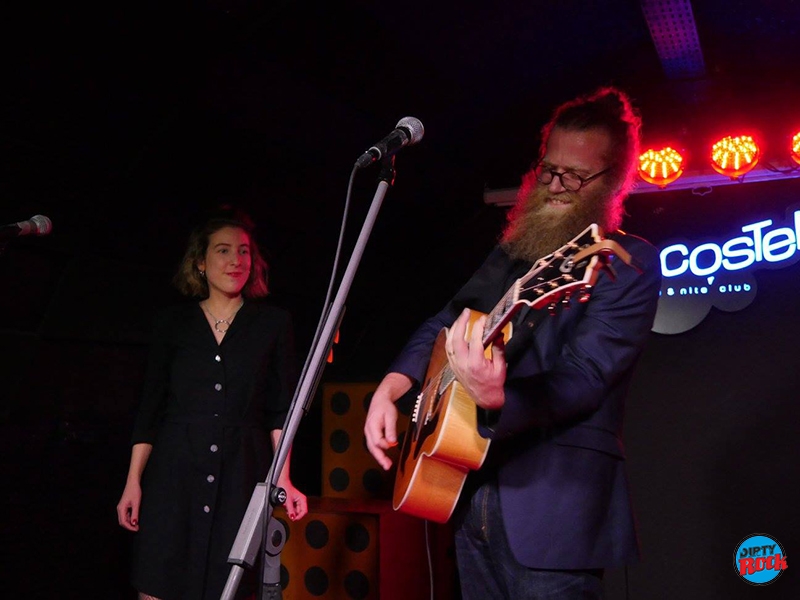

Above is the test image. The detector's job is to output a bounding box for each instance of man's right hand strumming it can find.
[364,372,413,470]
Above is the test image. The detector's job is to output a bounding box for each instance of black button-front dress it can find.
[129,300,296,599]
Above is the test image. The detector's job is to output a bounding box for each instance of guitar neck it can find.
[484,286,521,346]
[437,286,522,395]
[434,225,622,397]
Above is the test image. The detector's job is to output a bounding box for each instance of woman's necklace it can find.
[202,299,244,334]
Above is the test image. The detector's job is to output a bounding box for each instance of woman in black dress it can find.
[116,207,308,599]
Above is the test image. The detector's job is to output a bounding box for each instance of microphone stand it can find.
[221,156,397,600]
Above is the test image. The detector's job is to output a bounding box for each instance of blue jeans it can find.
[453,478,604,599]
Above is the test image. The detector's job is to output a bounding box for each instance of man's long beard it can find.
[500,171,622,263]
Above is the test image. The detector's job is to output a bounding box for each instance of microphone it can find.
[0,215,53,242]
[355,116,425,169]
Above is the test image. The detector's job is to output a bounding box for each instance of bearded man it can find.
[365,87,661,599]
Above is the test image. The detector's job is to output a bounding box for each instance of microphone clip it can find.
[378,156,396,186]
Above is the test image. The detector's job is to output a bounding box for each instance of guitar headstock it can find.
[514,223,631,312]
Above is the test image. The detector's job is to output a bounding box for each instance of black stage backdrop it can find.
[1,178,798,599]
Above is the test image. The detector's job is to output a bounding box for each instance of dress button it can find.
[214,383,222,391]
[203,505,210,513]
[207,475,215,483]
[210,444,218,452]
[215,355,221,362]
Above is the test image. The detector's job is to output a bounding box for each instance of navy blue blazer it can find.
[389,232,661,569]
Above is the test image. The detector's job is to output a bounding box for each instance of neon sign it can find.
[661,211,800,277]
[653,207,800,335]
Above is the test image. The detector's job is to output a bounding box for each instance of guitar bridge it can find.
[411,392,422,424]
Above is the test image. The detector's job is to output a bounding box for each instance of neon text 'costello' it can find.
[660,210,800,278]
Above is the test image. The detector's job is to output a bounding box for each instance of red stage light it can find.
[638,147,684,187]
[710,135,760,178]
[791,132,800,166]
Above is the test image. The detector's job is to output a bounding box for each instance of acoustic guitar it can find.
[392,224,635,523]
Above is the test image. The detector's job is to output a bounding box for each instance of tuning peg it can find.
[548,303,558,316]
[560,292,572,308]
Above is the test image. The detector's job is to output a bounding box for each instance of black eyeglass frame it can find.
[534,164,611,191]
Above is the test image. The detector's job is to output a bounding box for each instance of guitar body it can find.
[393,312,508,523]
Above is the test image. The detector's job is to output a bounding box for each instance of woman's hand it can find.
[278,479,308,521]
[116,480,142,531]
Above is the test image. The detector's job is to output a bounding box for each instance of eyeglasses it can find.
[534,164,611,191]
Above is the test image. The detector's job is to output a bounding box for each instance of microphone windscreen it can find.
[396,117,424,145]
[31,215,53,235]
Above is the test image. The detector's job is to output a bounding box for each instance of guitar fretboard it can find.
[433,248,581,398]
[417,228,610,420]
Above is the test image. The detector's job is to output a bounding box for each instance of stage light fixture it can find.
[791,131,800,166]
[710,135,760,178]
[638,147,685,187]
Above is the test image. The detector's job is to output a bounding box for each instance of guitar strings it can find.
[412,242,596,425]
[414,283,520,423]
[409,235,615,437]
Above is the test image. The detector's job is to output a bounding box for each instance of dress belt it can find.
[165,414,266,428]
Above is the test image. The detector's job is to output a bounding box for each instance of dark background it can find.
[1,2,798,598]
